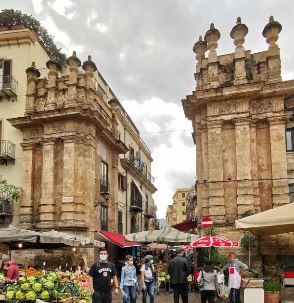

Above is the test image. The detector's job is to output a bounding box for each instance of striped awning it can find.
[125,225,198,243]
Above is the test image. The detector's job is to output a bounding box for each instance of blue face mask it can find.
[100,255,108,262]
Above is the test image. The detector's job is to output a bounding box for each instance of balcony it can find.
[130,198,143,212]
[0,199,13,227]
[0,74,18,98]
[0,140,16,162]
[120,157,157,193]
[144,206,155,219]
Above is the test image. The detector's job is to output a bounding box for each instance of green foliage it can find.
[204,226,216,236]
[0,179,22,202]
[0,9,66,66]
[240,209,255,219]
[240,231,257,251]
[263,280,282,293]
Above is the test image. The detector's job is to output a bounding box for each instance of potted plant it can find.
[264,280,282,303]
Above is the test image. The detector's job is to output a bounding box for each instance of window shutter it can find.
[122,176,127,191]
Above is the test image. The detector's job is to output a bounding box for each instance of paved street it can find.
[112,290,201,303]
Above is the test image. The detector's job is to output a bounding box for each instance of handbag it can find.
[198,270,205,288]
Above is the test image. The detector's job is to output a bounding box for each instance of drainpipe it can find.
[125,171,128,234]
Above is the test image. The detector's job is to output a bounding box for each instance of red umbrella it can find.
[190,236,239,248]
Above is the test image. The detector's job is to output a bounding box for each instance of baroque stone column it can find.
[25,62,40,114]
[38,140,56,228]
[207,120,225,222]
[19,144,36,228]
[45,60,61,111]
[235,118,254,215]
[201,123,209,217]
[268,116,289,206]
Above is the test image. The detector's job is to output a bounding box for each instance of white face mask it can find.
[100,255,108,262]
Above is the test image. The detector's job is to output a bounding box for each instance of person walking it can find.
[89,248,120,303]
[197,260,217,303]
[168,247,190,303]
[120,255,137,303]
[140,255,155,303]
[223,251,248,303]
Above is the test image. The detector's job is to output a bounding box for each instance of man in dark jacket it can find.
[168,247,190,303]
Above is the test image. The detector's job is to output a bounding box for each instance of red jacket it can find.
[6,261,19,281]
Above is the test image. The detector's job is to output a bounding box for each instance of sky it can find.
[5,0,294,218]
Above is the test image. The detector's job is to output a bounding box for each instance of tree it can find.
[240,231,257,268]
[0,9,67,66]
[0,179,22,202]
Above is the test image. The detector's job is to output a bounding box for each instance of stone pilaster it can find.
[19,144,35,228]
[38,141,56,228]
[268,117,289,206]
[195,128,203,218]
[45,60,61,111]
[235,119,254,215]
[201,124,209,217]
[25,62,40,114]
[207,120,225,222]
[250,120,261,212]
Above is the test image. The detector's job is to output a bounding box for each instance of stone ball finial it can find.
[108,98,120,109]
[82,55,97,73]
[193,35,207,61]
[204,23,220,53]
[26,62,40,78]
[67,51,81,67]
[262,16,282,46]
[230,17,248,49]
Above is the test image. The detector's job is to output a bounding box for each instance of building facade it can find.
[185,187,197,221]
[182,17,294,263]
[166,205,174,226]
[2,26,157,263]
[0,27,50,226]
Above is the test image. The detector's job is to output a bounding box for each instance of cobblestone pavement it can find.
[112,290,201,303]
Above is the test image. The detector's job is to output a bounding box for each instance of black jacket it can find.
[168,256,190,285]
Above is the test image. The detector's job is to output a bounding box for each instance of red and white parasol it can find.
[189,236,239,249]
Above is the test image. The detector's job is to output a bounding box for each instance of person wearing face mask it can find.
[89,248,120,303]
[141,255,155,303]
[120,255,137,303]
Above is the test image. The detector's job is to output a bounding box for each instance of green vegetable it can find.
[40,290,50,300]
[32,282,42,292]
[25,290,37,301]
[21,282,30,291]
[16,290,25,300]
[19,276,27,283]
[45,281,54,289]
[5,290,15,300]
[27,276,36,283]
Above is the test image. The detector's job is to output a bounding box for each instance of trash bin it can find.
[241,278,264,303]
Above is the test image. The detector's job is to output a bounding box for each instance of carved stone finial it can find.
[204,23,220,60]
[67,51,81,67]
[193,35,207,61]
[26,62,40,78]
[108,98,119,109]
[46,59,62,72]
[82,55,97,72]
[230,17,248,52]
[262,16,282,47]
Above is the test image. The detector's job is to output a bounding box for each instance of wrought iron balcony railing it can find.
[2,74,18,97]
[0,140,16,160]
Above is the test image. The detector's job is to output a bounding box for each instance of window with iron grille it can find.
[289,184,294,203]
[118,211,123,233]
[118,173,127,191]
[101,205,108,231]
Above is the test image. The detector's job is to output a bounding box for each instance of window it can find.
[286,129,294,152]
[182,193,186,198]
[101,206,108,231]
[100,161,108,193]
[289,184,294,202]
[118,211,123,233]
[182,202,185,206]
[118,173,127,191]
[129,147,135,162]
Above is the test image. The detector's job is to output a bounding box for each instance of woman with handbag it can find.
[197,260,218,303]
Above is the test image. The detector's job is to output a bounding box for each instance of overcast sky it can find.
[5,0,294,218]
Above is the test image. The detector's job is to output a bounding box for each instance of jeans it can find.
[92,290,112,303]
[229,288,241,303]
[172,284,189,303]
[142,281,154,303]
[123,285,136,303]
[200,290,215,303]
